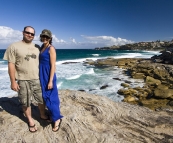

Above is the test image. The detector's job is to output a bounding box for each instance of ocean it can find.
[0,49,160,101]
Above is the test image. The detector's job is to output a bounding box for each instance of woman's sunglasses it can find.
[24,31,35,36]
[41,35,50,39]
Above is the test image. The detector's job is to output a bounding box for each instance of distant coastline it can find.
[95,40,173,51]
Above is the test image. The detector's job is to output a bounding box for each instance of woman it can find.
[39,29,63,132]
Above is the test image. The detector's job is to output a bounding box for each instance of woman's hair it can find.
[40,37,53,44]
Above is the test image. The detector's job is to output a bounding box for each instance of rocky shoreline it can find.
[84,50,173,112]
[1,51,173,142]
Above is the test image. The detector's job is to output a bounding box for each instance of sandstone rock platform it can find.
[0,90,173,143]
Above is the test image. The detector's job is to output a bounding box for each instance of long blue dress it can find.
[39,46,63,122]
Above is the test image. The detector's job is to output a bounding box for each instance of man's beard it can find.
[23,37,33,43]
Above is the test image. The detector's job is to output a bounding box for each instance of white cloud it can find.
[70,37,77,43]
[0,26,134,49]
[81,35,134,46]
[0,26,22,43]
[0,26,66,45]
[52,35,66,43]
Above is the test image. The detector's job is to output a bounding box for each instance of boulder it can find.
[100,85,109,89]
[154,88,173,99]
[156,84,169,90]
[140,98,170,110]
[145,76,161,85]
[117,88,138,96]
[132,72,146,79]
[84,59,95,65]
[120,83,130,88]
[123,95,136,102]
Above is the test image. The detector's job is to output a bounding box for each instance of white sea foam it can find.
[85,57,100,61]
[92,54,100,56]
[142,50,161,54]
[66,74,81,80]
[57,82,62,88]
[85,68,94,74]
[86,69,125,101]
[0,67,8,70]
[114,53,143,59]
[56,57,100,65]
[56,58,87,65]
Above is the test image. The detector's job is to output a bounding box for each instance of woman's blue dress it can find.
[39,46,63,122]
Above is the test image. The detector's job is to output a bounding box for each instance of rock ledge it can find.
[0,90,173,143]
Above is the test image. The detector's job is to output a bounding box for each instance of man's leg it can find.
[33,80,50,120]
[38,103,48,119]
[23,106,37,132]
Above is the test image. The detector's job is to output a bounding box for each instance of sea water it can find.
[0,49,160,101]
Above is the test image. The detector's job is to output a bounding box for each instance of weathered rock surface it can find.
[0,90,173,143]
[62,62,79,64]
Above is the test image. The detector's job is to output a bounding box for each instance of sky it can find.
[0,0,173,49]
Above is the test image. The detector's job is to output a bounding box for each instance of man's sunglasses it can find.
[24,31,35,36]
[41,35,50,39]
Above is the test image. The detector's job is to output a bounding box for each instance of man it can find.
[3,26,48,133]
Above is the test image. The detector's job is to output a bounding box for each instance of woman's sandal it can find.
[28,123,37,133]
[52,119,62,132]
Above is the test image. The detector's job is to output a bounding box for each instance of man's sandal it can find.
[28,123,37,133]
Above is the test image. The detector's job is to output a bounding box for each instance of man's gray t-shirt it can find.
[3,41,40,80]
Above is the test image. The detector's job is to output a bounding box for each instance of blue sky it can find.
[0,0,173,49]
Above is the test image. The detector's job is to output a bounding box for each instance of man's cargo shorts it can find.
[18,79,43,107]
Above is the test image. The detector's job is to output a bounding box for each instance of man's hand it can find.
[11,81,20,92]
[8,62,20,91]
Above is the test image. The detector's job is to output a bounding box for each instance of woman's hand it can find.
[48,81,53,89]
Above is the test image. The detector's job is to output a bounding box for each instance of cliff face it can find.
[0,90,173,143]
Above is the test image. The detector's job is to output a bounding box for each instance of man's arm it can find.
[8,62,20,91]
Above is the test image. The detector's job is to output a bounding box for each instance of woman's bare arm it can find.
[48,46,56,89]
